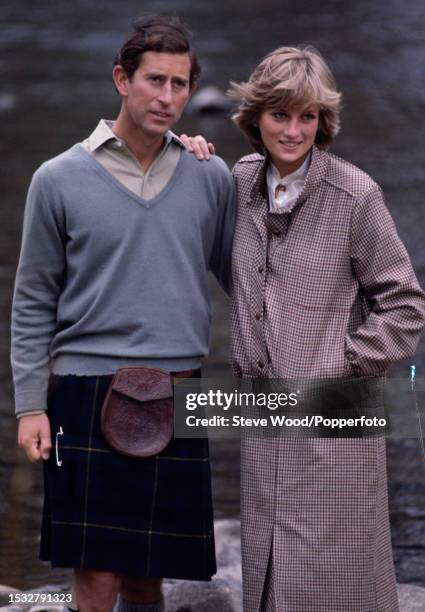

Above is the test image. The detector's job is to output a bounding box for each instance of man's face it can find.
[116,51,192,138]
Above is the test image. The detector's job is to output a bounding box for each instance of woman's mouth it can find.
[279,141,301,149]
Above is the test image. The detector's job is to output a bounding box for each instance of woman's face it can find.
[258,105,319,177]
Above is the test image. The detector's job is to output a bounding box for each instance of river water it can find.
[1,0,424,591]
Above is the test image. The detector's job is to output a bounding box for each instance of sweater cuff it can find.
[14,389,48,417]
[16,410,47,420]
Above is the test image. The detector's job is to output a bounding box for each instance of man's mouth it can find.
[151,111,172,119]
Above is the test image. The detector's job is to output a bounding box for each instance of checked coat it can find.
[231,145,425,612]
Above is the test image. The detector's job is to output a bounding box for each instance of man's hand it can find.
[18,413,52,462]
[180,134,215,160]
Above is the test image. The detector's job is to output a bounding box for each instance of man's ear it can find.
[188,81,198,98]
[112,65,129,97]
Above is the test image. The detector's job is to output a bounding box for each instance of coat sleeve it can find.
[11,165,66,415]
[346,186,425,375]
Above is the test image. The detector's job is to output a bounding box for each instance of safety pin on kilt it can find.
[56,426,64,467]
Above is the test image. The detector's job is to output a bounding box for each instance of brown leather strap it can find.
[172,369,200,382]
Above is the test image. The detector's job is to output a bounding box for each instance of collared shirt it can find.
[81,119,184,199]
[267,152,311,214]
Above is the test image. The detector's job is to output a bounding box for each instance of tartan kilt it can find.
[40,373,216,580]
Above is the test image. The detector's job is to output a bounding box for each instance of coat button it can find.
[257,360,264,369]
[258,265,264,273]
[273,229,281,237]
[255,313,261,320]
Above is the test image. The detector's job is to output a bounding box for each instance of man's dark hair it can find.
[114,15,201,90]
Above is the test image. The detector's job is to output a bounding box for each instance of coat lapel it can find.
[245,155,269,247]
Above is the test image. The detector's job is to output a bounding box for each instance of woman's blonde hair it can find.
[229,45,342,153]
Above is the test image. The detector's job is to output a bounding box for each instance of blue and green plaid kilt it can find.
[40,373,216,580]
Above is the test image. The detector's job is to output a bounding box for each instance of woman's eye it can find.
[272,111,286,119]
[303,113,317,120]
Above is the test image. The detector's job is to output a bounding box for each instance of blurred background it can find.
[1,0,424,590]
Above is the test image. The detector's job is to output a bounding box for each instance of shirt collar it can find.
[269,152,311,186]
[249,145,330,208]
[87,119,117,152]
[167,131,186,149]
[86,119,185,153]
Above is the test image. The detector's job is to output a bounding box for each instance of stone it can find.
[187,86,232,114]
[0,585,20,607]
[397,583,425,612]
[1,521,425,611]
[161,519,242,612]
[0,583,69,612]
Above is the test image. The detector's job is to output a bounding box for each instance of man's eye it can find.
[173,80,187,89]
[149,75,162,83]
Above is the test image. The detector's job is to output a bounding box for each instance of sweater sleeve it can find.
[11,165,66,415]
[346,186,425,375]
[208,157,236,295]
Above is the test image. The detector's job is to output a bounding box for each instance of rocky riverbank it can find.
[1,520,424,611]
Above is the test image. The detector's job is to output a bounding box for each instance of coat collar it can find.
[247,144,330,210]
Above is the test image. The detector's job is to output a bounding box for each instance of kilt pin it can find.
[231,145,425,611]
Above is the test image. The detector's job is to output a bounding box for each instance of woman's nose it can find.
[283,118,300,138]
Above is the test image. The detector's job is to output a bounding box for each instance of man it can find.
[11,15,235,612]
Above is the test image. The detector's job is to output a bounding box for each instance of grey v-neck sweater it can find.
[11,144,235,415]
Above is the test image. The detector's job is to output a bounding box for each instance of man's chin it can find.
[144,124,173,138]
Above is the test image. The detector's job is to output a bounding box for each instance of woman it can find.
[228,46,425,612]
[184,46,425,611]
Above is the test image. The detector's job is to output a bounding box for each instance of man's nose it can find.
[157,82,173,105]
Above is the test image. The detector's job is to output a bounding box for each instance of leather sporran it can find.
[101,367,173,458]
